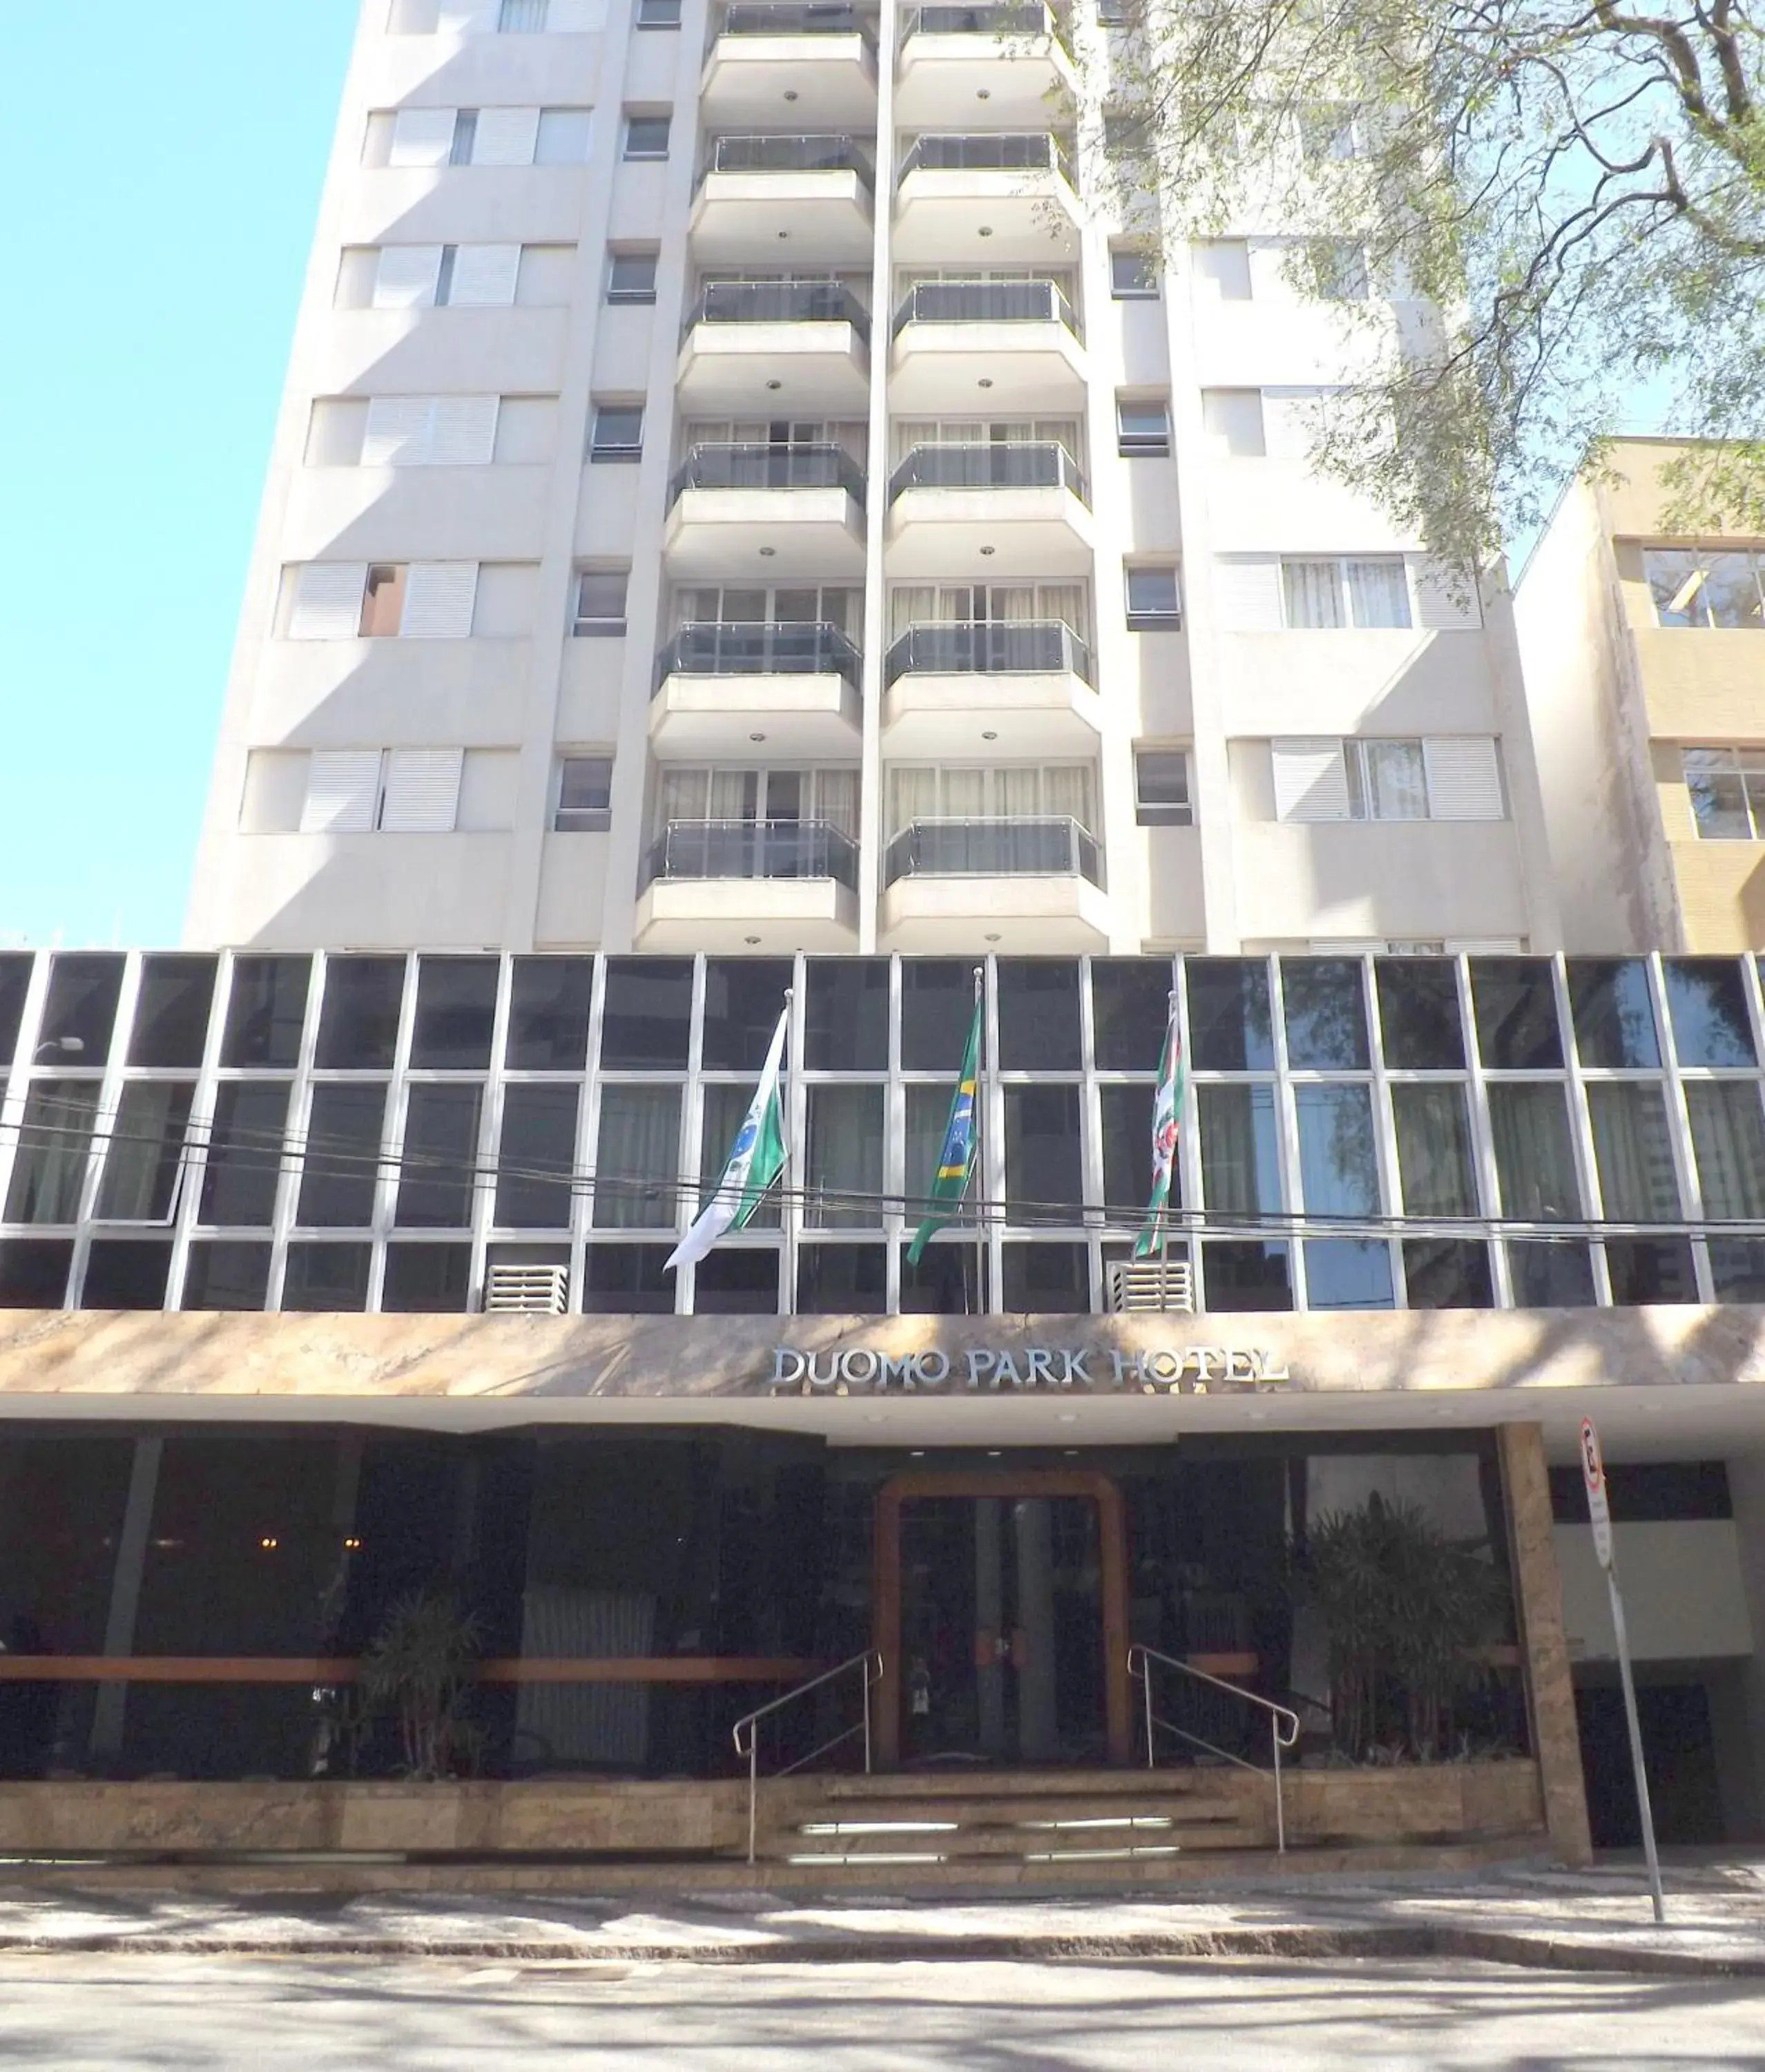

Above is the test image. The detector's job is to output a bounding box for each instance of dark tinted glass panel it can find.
[79,1240,172,1310]
[600,958,692,1070]
[996,960,1081,1071]
[38,954,124,1067]
[1471,958,1562,1068]
[316,956,405,1069]
[1282,959,1369,1069]
[1547,1461,1731,1524]
[804,958,889,1071]
[507,957,593,1070]
[223,956,311,1067]
[0,1240,71,1307]
[0,1434,133,1669]
[1001,1241,1088,1311]
[1202,1240,1292,1310]
[1092,959,1172,1071]
[282,1242,372,1311]
[1488,1083,1581,1218]
[1668,959,1757,1065]
[583,1243,675,1312]
[900,1241,986,1314]
[410,957,498,1069]
[95,1082,195,1220]
[1186,959,1273,1071]
[1198,1084,1280,1214]
[593,1085,682,1229]
[5,1082,98,1223]
[1505,1238,1596,1306]
[128,956,217,1068]
[0,955,31,1066]
[181,1240,271,1311]
[1303,1238,1393,1310]
[1375,959,1465,1069]
[396,1084,482,1227]
[1100,1082,1157,1225]
[703,958,793,1071]
[693,1247,781,1312]
[496,1084,579,1227]
[1391,1084,1477,1215]
[797,1243,887,1312]
[900,960,983,1071]
[382,1243,473,1312]
[1004,1084,1082,1219]
[1402,1238,1494,1309]
[298,1084,387,1227]
[199,1082,289,1225]
[1710,1238,1765,1300]
[805,1084,882,1228]
[1568,959,1660,1068]
[1605,1237,1698,1304]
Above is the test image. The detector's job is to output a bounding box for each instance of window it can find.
[1646,548,1765,629]
[1685,748,1765,838]
[200,1082,291,1227]
[396,1085,483,1228]
[637,0,682,22]
[1282,556,1410,629]
[499,0,548,28]
[298,749,467,834]
[411,957,498,1068]
[1202,389,1265,457]
[95,1085,196,1223]
[224,957,311,1067]
[590,403,644,461]
[1271,738,1504,823]
[573,568,628,635]
[1299,102,1363,161]
[1311,240,1370,300]
[360,395,499,468]
[623,113,671,160]
[507,957,594,1069]
[1110,247,1159,298]
[1125,565,1181,629]
[1096,0,1132,21]
[594,1086,682,1229]
[606,250,659,304]
[1103,108,1151,157]
[367,242,523,309]
[5,1084,100,1224]
[297,1086,387,1227]
[317,956,405,1069]
[496,1086,580,1227]
[1117,396,1171,457]
[1134,750,1192,826]
[1195,240,1252,299]
[555,755,614,832]
[287,561,479,641]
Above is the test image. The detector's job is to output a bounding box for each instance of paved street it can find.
[3,1955,1764,2070]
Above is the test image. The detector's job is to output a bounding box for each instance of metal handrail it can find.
[898,131,1077,189]
[890,276,1082,342]
[903,3,1074,57]
[682,278,871,343]
[732,1649,882,1865]
[698,133,877,190]
[887,439,1090,503]
[1127,1642,1302,1854]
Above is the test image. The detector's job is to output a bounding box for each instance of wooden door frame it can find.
[873,1469,1131,1769]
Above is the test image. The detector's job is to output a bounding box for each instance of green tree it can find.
[1094,1,1765,562]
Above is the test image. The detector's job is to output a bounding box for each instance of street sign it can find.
[1580,1417,1614,1569]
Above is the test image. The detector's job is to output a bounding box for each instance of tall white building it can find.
[187,0,1563,958]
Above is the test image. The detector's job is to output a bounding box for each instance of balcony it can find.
[896,6,1077,128]
[664,442,867,579]
[650,621,864,759]
[894,133,1080,263]
[677,279,871,415]
[882,621,1099,756]
[878,816,1108,950]
[885,441,1092,577]
[890,277,1085,412]
[691,135,876,264]
[635,818,860,948]
[702,3,879,129]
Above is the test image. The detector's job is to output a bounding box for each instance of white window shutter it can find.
[399,562,479,637]
[1262,387,1322,461]
[430,395,500,464]
[1447,937,1525,954]
[389,108,459,167]
[445,244,521,307]
[1215,557,1283,630]
[548,0,606,26]
[438,0,500,30]
[1411,556,1483,630]
[289,562,368,640]
[1422,738,1505,821]
[299,751,382,833]
[380,749,464,832]
[372,244,445,309]
[470,106,541,166]
[362,396,438,467]
[1271,738,1351,821]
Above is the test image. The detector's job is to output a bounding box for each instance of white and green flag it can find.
[665,999,789,1273]
[1133,995,1184,1260]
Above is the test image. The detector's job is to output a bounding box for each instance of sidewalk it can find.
[3,1857,1764,1977]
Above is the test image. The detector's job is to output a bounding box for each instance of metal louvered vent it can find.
[485,1264,569,1316]
[1106,1260,1195,1314]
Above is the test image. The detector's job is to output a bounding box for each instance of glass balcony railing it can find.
[644,818,860,890]
[887,441,1089,503]
[655,620,862,689]
[682,278,871,344]
[891,276,1081,340]
[669,442,867,505]
[902,3,1072,57]
[715,1,875,41]
[884,816,1101,885]
[884,620,1093,685]
[697,134,876,190]
[897,131,1075,188]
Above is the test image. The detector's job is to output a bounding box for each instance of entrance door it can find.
[874,1470,1131,1768]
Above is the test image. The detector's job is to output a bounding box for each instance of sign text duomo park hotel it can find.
[769,1343,1293,1395]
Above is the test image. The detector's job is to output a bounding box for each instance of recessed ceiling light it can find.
[759,545,775,556]
[985,932,1001,942]
[744,934,761,945]
[1056,1412,1077,1423]
[978,226,994,238]
[749,731,766,742]
[979,544,995,556]
[978,377,993,389]
[981,729,998,740]
[784,88,798,100]
[987,1448,1003,1457]
[766,378,782,390]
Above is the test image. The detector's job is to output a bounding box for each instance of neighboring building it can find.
[1516,434,1765,953]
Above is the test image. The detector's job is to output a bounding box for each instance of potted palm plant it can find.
[360,1589,483,1780]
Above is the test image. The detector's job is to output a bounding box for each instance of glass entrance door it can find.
[896,1493,1108,1766]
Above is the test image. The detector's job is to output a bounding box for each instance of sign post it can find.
[1580,1417,1665,1924]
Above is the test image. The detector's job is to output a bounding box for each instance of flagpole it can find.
[969,962,983,1318]
[780,986,795,1304]
[1160,986,1175,1307]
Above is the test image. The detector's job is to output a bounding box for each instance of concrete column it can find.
[1722,1450,1765,1841]
[1498,1421,1592,1865]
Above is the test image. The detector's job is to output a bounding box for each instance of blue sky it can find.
[0,4,360,948]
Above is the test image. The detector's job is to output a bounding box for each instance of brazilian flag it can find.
[906,990,983,1265]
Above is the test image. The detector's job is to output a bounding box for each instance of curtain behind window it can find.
[1294,1084,1378,1215]
[1362,740,1427,819]
[1283,559,1342,627]
[1487,1084,1582,1219]
[1392,1084,1477,1215]
[1346,558,1411,627]
[5,1082,99,1223]
[95,1084,194,1222]
[1198,1084,1280,1216]
[807,1084,883,1227]
[1686,1080,1765,1217]
[594,1085,681,1228]
[1586,1082,1681,1220]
